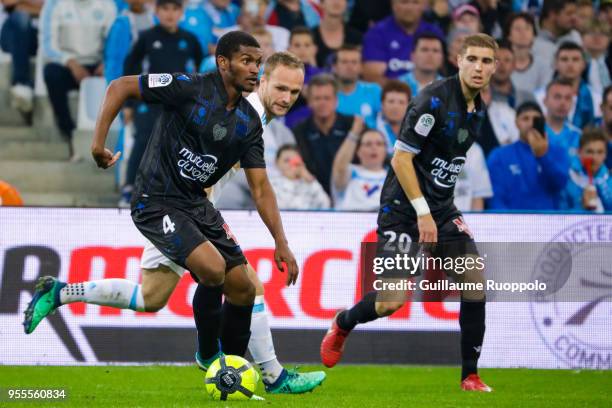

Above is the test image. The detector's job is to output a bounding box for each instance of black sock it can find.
[460,299,485,380]
[193,284,223,360]
[337,291,379,331]
[220,301,253,356]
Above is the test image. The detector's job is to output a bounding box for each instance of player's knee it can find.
[375,301,404,317]
[226,279,256,306]
[253,276,264,296]
[237,280,256,305]
[192,258,226,286]
[245,263,264,296]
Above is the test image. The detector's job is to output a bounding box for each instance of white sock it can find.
[248,295,284,384]
[59,279,145,312]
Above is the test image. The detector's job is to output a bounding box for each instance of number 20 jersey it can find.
[380,75,486,217]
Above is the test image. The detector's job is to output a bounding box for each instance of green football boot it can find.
[265,368,326,394]
[195,350,225,372]
[23,276,65,334]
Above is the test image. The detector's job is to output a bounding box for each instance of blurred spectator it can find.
[104,0,155,84]
[600,85,612,169]
[560,127,612,212]
[252,27,275,60]
[0,0,43,119]
[348,0,390,33]
[366,79,411,155]
[123,0,203,77]
[270,145,331,209]
[574,0,594,33]
[490,40,533,108]
[443,27,473,77]
[542,78,582,159]
[312,0,362,68]
[284,26,325,127]
[468,0,512,37]
[120,0,203,206]
[362,0,443,84]
[0,180,23,206]
[535,42,602,129]
[477,85,519,157]
[40,0,117,160]
[179,1,215,53]
[264,0,321,31]
[293,74,355,193]
[512,0,544,14]
[114,0,129,13]
[602,0,612,74]
[505,12,554,95]
[582,19,611,96]
[451,4,481,33]
[202,0,240,51]
[398,32,444,97]
[533,0,582,65]
[287,26,323,78]
[332,126,388,211]
[423,0,451,32]
[333,44,381,120]
[216,0,290,52]
[487,101,569,210]
[453,143,493,212]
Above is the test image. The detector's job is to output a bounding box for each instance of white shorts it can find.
[140,239,186,276]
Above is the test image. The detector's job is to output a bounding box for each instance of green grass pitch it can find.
[0,365,610,407]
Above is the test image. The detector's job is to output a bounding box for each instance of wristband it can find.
[410,196,430,216]
[347,132,360,143]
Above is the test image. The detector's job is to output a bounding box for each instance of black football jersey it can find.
[380,75,485,216]
[132,71,265,207]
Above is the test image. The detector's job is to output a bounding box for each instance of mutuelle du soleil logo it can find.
[530,218,612,369]
[430,156,466,188]
[177,147,218,183]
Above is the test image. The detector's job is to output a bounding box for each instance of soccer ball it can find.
[204,355,259,400]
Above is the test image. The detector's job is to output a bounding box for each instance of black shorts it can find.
[131,198,246,271]
[375,206,478,278]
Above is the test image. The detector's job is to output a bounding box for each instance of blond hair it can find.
[262,51,305,78]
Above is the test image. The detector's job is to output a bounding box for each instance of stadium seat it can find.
[77,77,119,131]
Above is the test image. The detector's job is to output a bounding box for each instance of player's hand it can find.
[526,129,548,158]
[92,147,121,169]
[274,241,299,286]
[417,214,437,245]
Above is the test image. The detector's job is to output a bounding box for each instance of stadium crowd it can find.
[0,0,611,213]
